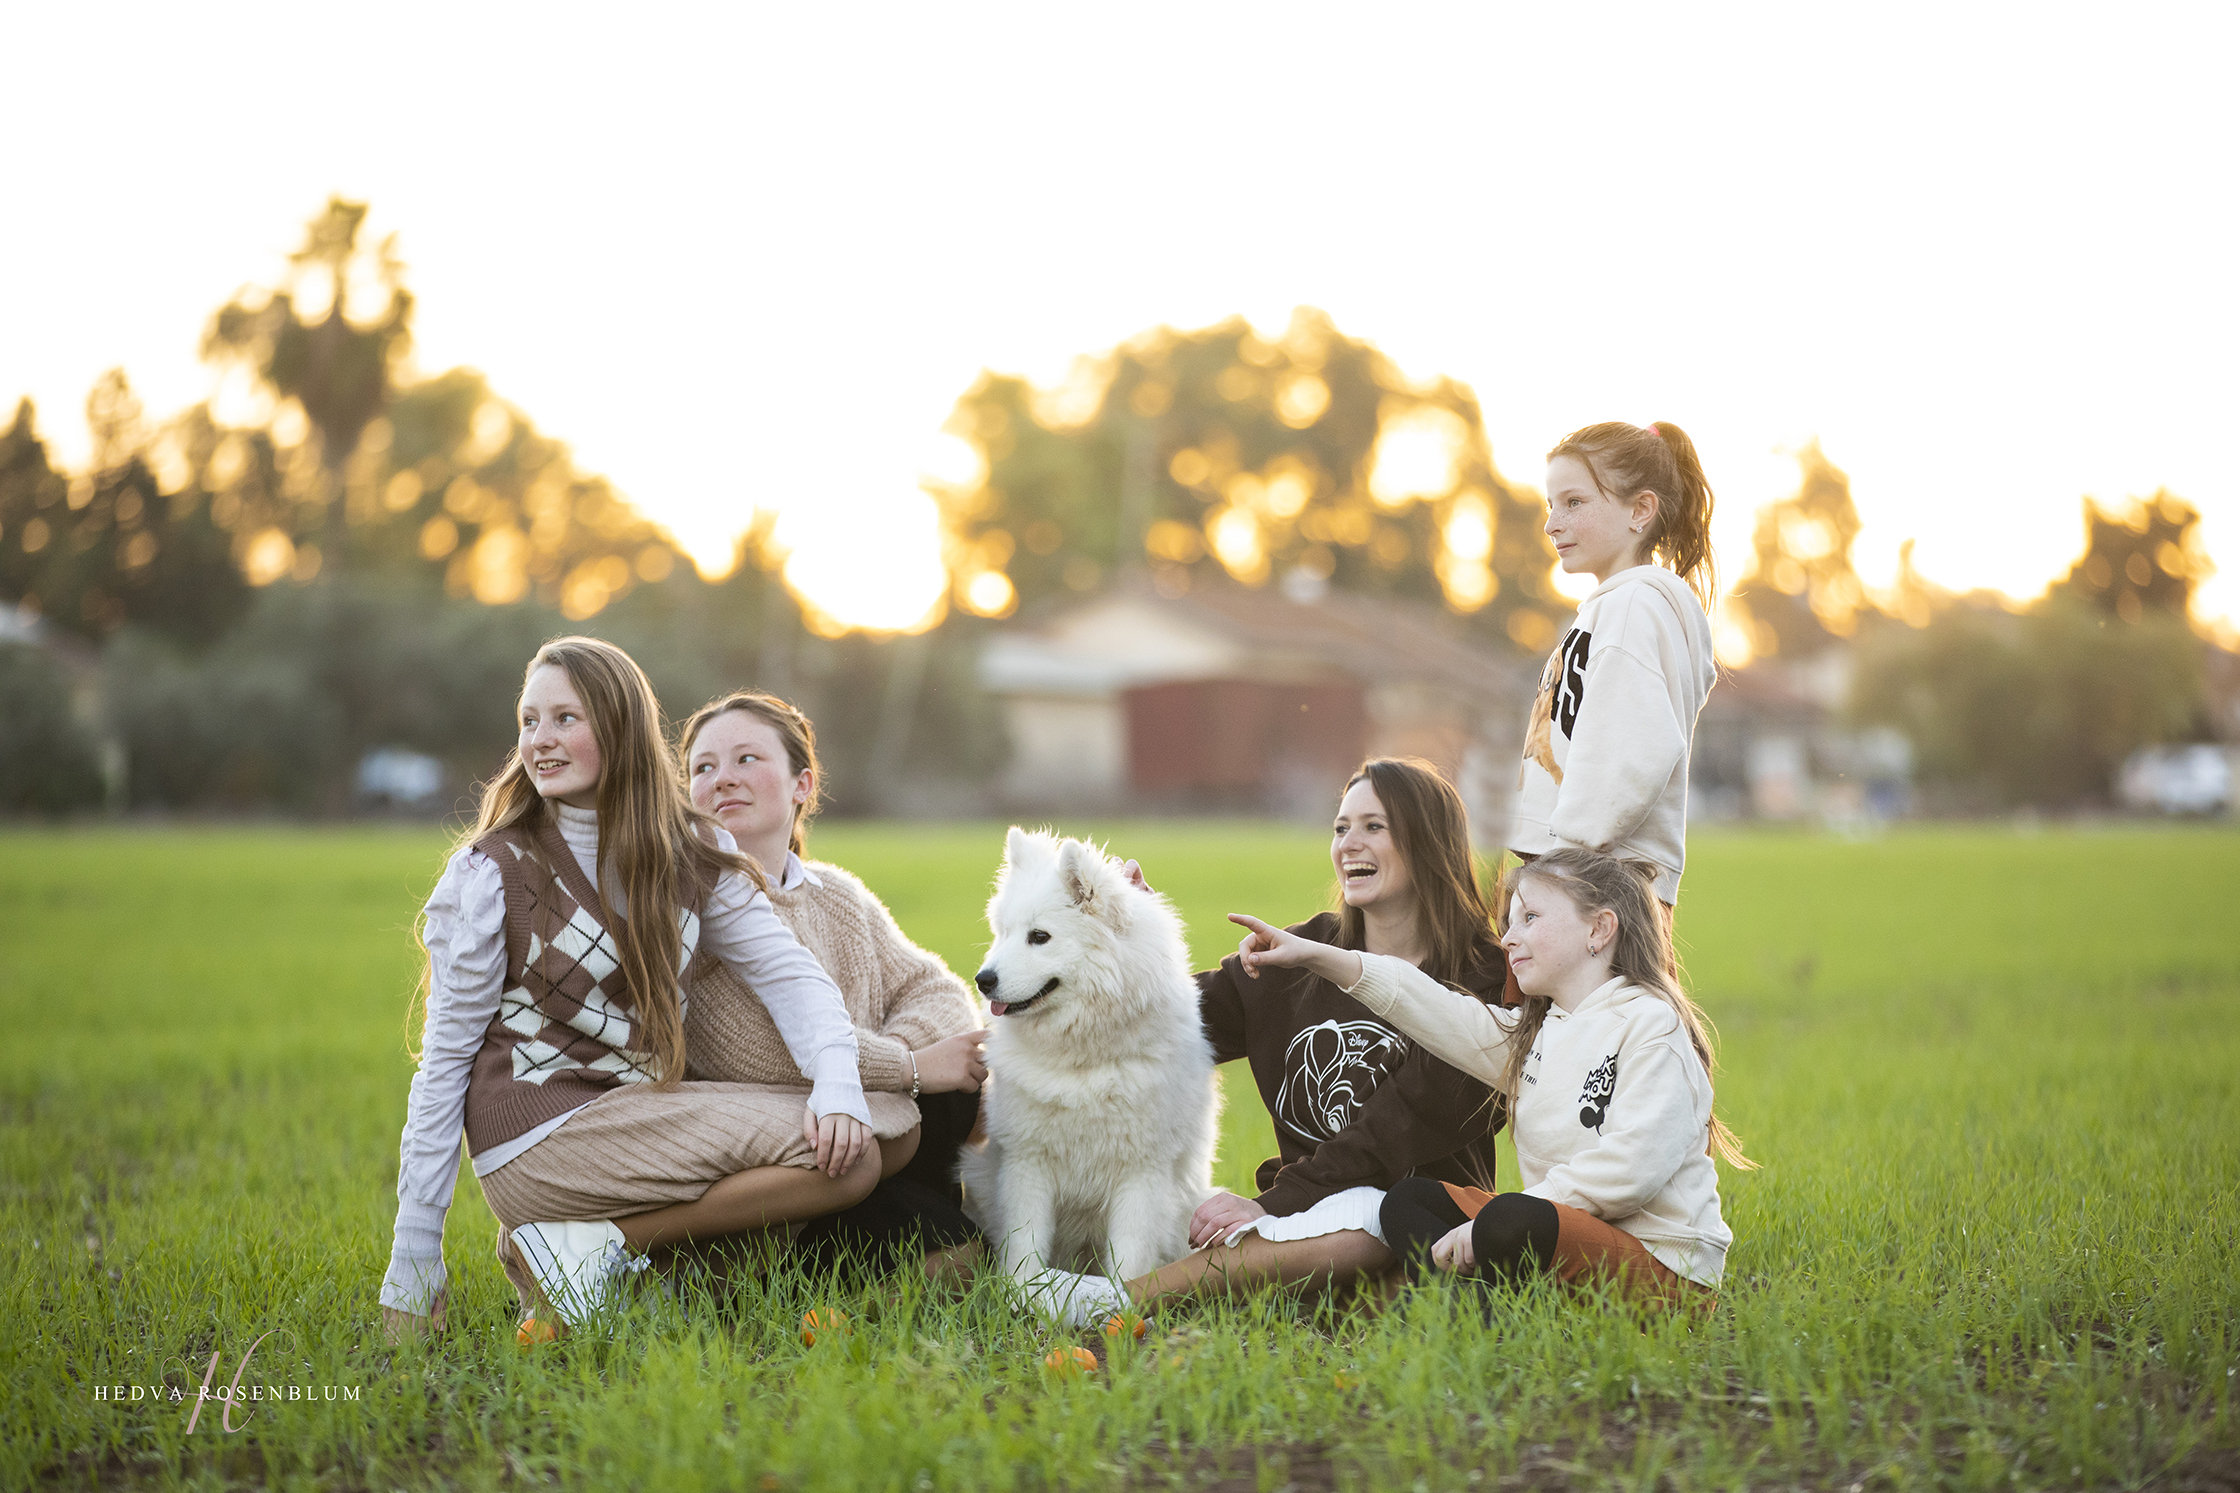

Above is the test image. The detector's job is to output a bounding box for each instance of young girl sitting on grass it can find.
[379,638,879,1343]
[676,690,988,1280]
[1230,847,1750,1306]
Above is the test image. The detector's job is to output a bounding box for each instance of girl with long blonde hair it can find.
[378,638,882,1343]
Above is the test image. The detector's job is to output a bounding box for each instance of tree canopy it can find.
[934,308,1565,651]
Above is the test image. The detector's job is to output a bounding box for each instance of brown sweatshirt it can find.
[1198,912,1508,1217]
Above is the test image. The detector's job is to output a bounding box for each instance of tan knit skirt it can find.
[478,1081,825,1227]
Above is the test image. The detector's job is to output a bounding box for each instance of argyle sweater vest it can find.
[461,821,712,1156]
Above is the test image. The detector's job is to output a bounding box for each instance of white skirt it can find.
[1225,1185,1387,1247]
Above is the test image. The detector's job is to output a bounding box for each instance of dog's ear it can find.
[1004,825,1034,870]
[1058,838,1104,912]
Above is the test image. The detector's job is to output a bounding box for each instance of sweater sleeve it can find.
[854,874,980,1093]
[380,847,504,1315]
[1194,959,1252,1066]
[1524,1038,1703,1220]
[700,869,871,1125]
[1344,952,1520,1090]
[1548,641,1687,854]
[1254,1039,1502,1216]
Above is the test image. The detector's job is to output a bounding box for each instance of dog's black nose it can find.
[974,967,998,994]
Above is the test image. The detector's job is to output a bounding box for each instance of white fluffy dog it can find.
[958,828,1218,1286]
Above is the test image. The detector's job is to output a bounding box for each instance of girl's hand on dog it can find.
[1189,1190,1267,1248]
[1430,1220,1476,1273]
[914,1030,989,1092]
[804,1105,873,1178]
[1226,914,1365,988]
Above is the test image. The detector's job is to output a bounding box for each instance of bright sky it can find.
[5,3,2235,634]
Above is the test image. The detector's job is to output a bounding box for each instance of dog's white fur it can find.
[958,828,1219,1284]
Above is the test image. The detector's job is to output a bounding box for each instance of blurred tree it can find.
[203,197,412,570]
[2051,492,2214,623]
[0,386,250,645]
[1727,440,1868,658]
[0,399,70,618]
[357,369,699,618]
[1849,596,2206,808]
[934,309,1563,651]
[0,642,104,813]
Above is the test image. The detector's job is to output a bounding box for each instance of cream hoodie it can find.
[1514,564,1715,903]
[1346,954,1732,1287]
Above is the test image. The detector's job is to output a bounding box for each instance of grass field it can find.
[3,821,2237,1491]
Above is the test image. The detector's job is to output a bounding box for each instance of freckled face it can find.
[1332,779,1414,912]
[1500,879,1594,998]
[1543,455,1649,580]
[688,709,808,847]
[519,664,601,809]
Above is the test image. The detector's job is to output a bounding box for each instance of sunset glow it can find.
[3,5,2234,635]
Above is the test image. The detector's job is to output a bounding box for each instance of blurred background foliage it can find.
[1,199,2232,818]
[934,309,1567,655]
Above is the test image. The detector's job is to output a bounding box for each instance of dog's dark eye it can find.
[1027,929,1051,945]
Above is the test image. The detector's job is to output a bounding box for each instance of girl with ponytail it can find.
[1230,847,1750,1308]
[1515,421,1719,915]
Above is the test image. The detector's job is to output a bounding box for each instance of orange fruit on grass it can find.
[799,1308,851,1346]
[1103,1314,1147,1341]
[1043,1345,1098,1377]
[515,1315,561,1350]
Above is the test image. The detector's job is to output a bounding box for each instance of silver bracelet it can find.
[908,1049,921,1099]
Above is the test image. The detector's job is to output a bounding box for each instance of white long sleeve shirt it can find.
[1346,954,1732,1287]
[380,804,866,1313]
[1513,564,1715,904]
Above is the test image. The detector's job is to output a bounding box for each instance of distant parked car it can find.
[356,748,446,808]
[2115,745,2233,817]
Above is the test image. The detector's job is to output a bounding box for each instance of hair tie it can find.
[1643,422,1660,437]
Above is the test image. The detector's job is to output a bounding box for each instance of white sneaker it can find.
[505,1221,646,1326]
[1020,1267,1127,1329]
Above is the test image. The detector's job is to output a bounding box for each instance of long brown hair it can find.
[676,691,824,858]
[1493,848,1756,1169]
[1546,421,1718,608]
[415,637,757,1087]
[1333,757,1499,987]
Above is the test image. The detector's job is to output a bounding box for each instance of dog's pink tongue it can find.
[989,1000,1009,1017]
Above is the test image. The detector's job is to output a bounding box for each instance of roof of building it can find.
[981,575,1537,701]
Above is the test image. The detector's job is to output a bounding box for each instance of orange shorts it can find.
[1440,1184,1713,1312]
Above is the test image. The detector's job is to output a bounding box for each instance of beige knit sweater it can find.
[684,859,981,1134]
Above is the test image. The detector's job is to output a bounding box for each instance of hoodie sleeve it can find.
[1344,952,1520,1089]
[1195,958,1252,1066]
[1548,640,1688,853]
[1525,1036,1704,1220]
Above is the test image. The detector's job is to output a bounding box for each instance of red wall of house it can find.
[1124,680,1368,800]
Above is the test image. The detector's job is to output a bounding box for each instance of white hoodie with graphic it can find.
[1515,564,1715,903]
[1346,957,1733,1288]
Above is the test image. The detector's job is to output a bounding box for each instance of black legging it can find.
[792,1088,983,1274]
[1380,1176,1559,1287]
